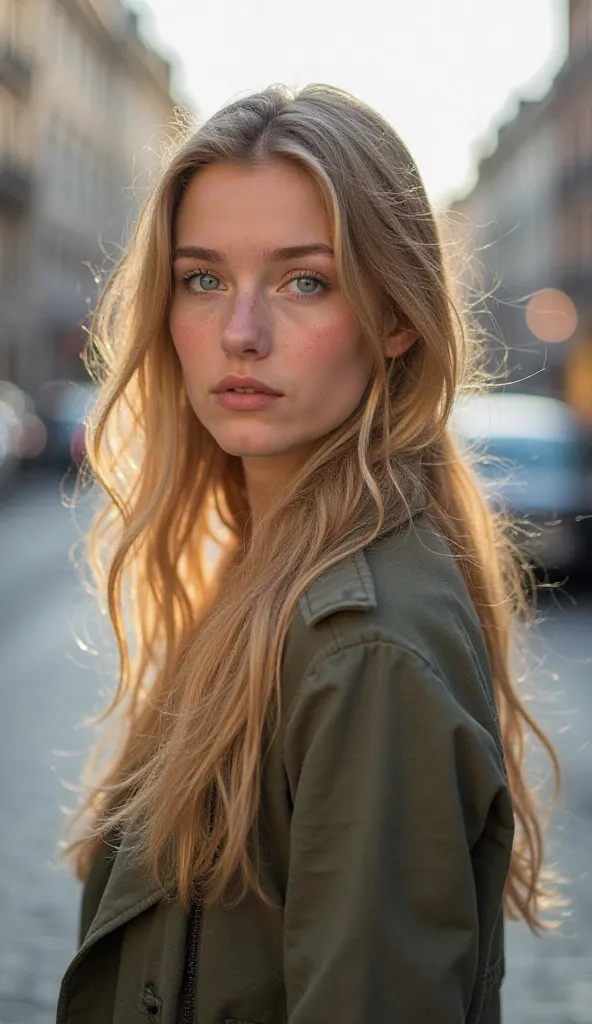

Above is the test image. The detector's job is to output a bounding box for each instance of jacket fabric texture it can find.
[56,512,515,1024]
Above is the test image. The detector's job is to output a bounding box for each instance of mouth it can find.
[224,387,264,394]
[213,377,283,397]
[214,388,283,411]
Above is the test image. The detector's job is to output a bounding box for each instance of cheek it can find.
[296,315,371,389]
[169,308,194,363]
[169,310,217,375]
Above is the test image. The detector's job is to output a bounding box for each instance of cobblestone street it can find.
[0,472,591,1023]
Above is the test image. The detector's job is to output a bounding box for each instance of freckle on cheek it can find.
[299,329,346,367]
[173,317,203,353]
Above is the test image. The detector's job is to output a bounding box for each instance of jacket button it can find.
[141,982,162,1016]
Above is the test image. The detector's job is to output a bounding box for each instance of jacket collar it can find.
[299,473,426,627]
[81,833,170,952]
[57,838,172,1023]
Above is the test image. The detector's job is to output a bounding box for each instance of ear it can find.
[384,326,422,359]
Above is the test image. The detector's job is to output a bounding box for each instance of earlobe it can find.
[384,328,421,359]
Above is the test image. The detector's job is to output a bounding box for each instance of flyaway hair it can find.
[65,84,560,933]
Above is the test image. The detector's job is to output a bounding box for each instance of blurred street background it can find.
[1,0,592,1021]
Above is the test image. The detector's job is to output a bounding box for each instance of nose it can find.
[220,291,270,358]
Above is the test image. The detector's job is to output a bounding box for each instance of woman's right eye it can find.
[182,270,222,293]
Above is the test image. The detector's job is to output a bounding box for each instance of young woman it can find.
[58,84,558,1024]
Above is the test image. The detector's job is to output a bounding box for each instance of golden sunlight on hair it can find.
[65,83,560,944]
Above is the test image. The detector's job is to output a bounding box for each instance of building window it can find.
[582,116,589,160]
[0,213,21,288]
[6,0,22,53]
[48,117,66,211]
[0,93,20,164]
[583,208,592,266]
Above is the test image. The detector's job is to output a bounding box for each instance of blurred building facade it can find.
[556,0,592,424]
[450,0,592,428]
[0,0,35,389]
[0,0,182,395]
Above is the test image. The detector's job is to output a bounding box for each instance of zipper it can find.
[179,788,216,1023]
[179,889,205,1024]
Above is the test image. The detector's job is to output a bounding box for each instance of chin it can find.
[213,428,299,460]
[219,441,289,458]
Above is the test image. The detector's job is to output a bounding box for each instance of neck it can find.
[241,448,312,531]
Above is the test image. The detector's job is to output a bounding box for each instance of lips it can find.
[215,390,282,412]
[214,375,283,396]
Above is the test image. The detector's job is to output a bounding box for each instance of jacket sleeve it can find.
[282,639,514,1024]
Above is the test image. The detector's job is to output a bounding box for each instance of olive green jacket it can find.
[57,516,514,1024]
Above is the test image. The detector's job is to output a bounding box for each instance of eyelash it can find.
[180,268,331,300]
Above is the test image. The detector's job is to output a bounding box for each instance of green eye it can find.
[184,271,221,292]
[198,273,219,291]
[286,273,329,298]
[295,276,320,294]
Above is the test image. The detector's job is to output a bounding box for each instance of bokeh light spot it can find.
[525,288,578,343]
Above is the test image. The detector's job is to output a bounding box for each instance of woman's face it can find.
[169,160,374,480]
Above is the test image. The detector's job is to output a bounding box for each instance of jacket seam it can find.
[283,632,503,756]
[483,955,504,996]
[448,613,505,760]
[452,614,497,718]
[286,632,434,724]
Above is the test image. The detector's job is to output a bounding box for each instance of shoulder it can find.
[282,514,499,739]
[285,513,488,671]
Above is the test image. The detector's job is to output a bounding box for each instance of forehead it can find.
[174,160,331,250]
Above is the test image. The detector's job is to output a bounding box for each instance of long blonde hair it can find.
[66,83,559,932]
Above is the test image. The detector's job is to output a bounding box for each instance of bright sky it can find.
[126,0,568,208]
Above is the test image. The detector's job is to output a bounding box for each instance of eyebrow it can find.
[172,243,335,263]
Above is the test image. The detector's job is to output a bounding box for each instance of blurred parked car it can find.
[452,393,591,578]
[36,380,96,469]
[0,382,47,491]
[0,397,20,490]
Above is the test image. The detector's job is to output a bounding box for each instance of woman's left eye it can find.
[285,273,329,298]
